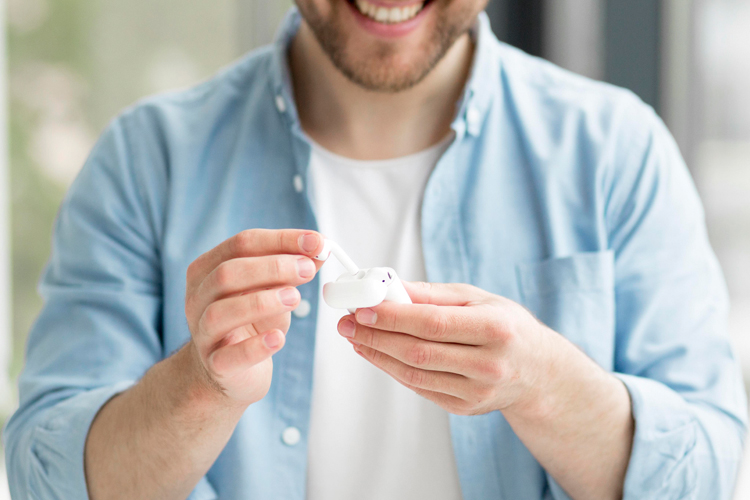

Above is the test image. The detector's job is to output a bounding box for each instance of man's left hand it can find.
[337,281,559,416]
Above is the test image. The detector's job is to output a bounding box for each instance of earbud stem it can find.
[330,244,359,275]
[316,239,359,275]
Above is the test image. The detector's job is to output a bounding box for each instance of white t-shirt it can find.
[306,136,463,500]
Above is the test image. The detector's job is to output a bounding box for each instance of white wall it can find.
[237,0,292,51]
[661,0,696,165]
[543,0,605,80]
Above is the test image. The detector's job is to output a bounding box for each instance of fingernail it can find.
[279,287,300,306]
[299,233,320,253]
[357,309,377,326]
[339,319,356,338]
[264,331,283,349]
[297,258,316,278]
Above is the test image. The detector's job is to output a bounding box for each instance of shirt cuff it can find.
[25,381,219,500]
[615,373,699,500]
[27,381,135,499]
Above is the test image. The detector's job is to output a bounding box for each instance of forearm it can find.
[503,328,634,500]
[84,341,248,500]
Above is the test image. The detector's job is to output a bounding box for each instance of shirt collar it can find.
[268,6,498,138]
[456,11,498,137]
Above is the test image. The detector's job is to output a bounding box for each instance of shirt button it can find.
[275,95,287,113]
[293,175,304,193]
[466,107,481,131]
[293,299,311,318]
[282,426,301,446]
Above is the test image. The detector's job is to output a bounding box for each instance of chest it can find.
[157,137,616,373]
[151,132,617,500]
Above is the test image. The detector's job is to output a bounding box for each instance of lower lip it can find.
[347,1,431,38]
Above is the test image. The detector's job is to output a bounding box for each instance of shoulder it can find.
[485,37,677,198]
[116,44,277,138]
[482,38,692,239]
[89,44,282,196]
[67,46,280,237]
[487,37,658,160]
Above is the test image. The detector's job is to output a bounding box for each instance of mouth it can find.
[348,0,433,25]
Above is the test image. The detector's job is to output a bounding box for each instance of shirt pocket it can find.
[516,250,616,369]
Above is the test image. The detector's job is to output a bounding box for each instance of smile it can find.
[352,0,428,25]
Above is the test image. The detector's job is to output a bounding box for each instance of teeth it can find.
[375,6,388,21]
[355,0,424,24]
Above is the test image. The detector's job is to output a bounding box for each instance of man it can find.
[4,0,747,499]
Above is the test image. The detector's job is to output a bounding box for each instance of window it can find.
[693,2,750,492]
[2,0,289,494]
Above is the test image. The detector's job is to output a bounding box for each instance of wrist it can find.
[177,341,250,416]
[502,326,606,424]
[501,327,560,422]
[503,327,629,425]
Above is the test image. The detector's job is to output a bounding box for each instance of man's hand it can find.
[86,229,327,500]
[336,281,552,416]
[338,280,634,500]
[185,229,325,405]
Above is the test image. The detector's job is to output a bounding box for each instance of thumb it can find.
[208,330,285,375]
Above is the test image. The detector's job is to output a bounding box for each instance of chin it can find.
[297,0,481,92]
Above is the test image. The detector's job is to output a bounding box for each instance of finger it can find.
[253,314,292,339]
[198,288,300,342]
[187,229,325,288]
[395,380,475,416]
[209,329,285,375]
[339,317,481,376]
[191,254,316,314]
[355,302,492,345]
[402,281,489,306]
[352,344,470,399]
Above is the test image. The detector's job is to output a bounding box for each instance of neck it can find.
[289,22,474,160]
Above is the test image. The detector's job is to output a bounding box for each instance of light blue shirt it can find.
[5,9,747,500]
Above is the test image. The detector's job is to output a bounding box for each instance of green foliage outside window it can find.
[8,0,96,383]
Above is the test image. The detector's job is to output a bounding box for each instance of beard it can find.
[295,1,478,93]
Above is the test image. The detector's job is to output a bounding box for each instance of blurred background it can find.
[0,0,748,497]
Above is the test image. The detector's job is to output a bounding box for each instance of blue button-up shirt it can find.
[5,8,747,500]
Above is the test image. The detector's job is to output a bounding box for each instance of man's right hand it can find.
[184,229,325,405]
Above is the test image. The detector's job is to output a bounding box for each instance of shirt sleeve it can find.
[2,110,218,500]
[604,100,748,499]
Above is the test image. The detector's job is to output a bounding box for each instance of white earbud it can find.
[315,239,359,275]
[314,239,412,311]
